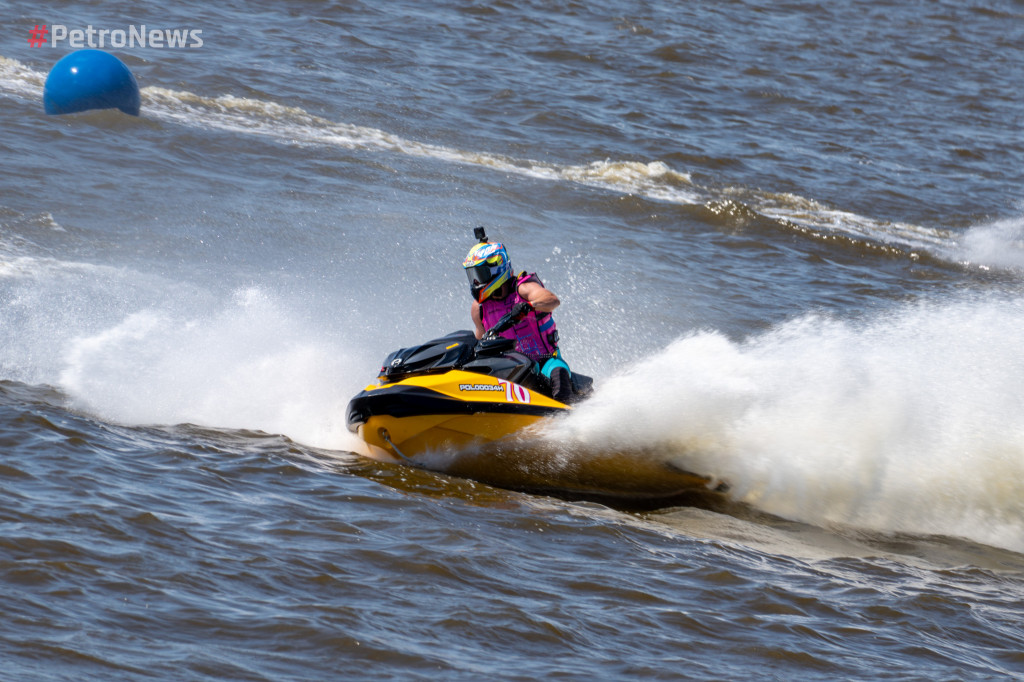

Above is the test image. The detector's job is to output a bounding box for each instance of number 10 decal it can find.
[497,379,531,404]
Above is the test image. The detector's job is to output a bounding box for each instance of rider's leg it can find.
[540,352,573,403]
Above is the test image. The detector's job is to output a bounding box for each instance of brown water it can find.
[2,0,1024,678]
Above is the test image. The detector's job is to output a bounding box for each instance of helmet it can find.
[463,241,512,302]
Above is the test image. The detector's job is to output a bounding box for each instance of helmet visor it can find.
[465,262,503,288]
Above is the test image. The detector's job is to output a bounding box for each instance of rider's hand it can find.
[511,301,533,320]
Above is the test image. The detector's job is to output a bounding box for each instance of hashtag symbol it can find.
[28,24,49,48]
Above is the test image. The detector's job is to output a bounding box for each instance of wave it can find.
[7,55,1019,272]
[139,86,703,204]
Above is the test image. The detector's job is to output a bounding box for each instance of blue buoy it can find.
[43,49,140,116]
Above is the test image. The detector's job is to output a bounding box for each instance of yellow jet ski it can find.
[346,309,592,464]
[346,313,726,503]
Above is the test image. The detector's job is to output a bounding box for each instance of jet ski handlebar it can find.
[476,302,532,354]
[481,302,532,340]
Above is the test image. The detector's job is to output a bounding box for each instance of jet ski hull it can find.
[346,369,567,463]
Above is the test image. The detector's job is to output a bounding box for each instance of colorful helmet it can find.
[463,241,512,302]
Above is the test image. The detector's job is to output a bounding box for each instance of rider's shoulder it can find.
[516,271,544,288]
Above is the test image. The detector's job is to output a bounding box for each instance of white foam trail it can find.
[756,192,955,252]
[546,296,1024,552]
[0,55,1005,265]
[140,86,701,204]
[138,84,978,259]
[0,55,45,99]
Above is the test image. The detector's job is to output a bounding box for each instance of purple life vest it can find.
[480,272,559,360]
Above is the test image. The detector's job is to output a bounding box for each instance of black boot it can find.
[549,367,573,403]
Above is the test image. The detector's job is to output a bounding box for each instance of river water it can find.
[2,0,1024,679]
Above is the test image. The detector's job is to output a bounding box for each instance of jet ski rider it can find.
[462,227,574,403]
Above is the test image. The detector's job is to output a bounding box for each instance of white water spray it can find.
[57,287,368,451]
[548,297,1024,551]
[954,215,1024,272]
